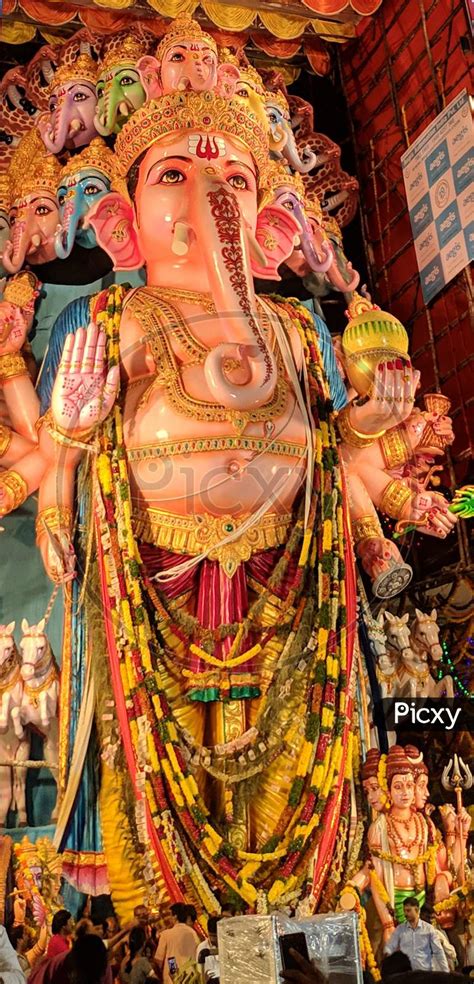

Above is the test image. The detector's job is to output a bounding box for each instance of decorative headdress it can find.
[3,271,40,308]
[8,129,61,202]
[305,192,323,223]
[386,744,414,785]
[361,748,381,781]
[58,137,116,185]
[99,34,149,75]
[0,173,11,212]
[267,161,304,198]
[239,64,265,95]
[49,53,97,92]
[265,89,290,118]
[114,89,270,183]
[155,15,217,63]
[404,745,428,779]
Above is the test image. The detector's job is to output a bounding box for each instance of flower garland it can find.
[92,286,352,910]
[337,885,381,982]
[376,755,389,805]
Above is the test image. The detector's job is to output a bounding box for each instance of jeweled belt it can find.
[127,435,307,461]
[132,507,292,577]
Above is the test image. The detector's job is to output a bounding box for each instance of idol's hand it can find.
[51,323,119,436]
[350,360,420,435]
[407,490,458,538]
[0,302,29,356]
[39,528,76,584]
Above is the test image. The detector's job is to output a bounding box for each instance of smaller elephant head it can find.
[272,174,333,275]
[138,19,239,99]
[37,54,98,154]
[2,139,60,274]
[95,34,152,136]
[265,91,317,174]
[55,138,115,259]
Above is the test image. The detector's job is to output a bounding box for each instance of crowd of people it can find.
[0,895,471,984]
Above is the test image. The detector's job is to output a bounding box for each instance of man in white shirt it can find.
[155,902,199,984]
[384,897,449,973]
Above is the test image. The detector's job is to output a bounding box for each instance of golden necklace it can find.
[145,285,217,316]
[126,289,288,435]
[23,666,58,709]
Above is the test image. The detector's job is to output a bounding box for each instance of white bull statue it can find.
[0,623,29,825]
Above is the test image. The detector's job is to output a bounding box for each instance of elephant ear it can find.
[216,63,240,98]
[137,55,162,99]
[252,203,300,280]
[86,192,144,271]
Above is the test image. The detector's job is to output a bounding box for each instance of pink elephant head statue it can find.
[37,54,98,155]
[138,15,240,99]
[3,129,60,274]
[87,89,301,411]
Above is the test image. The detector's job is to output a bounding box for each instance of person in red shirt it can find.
[29,933,112,984]
[46,911,73,959]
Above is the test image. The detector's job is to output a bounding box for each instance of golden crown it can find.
[99,34,149,75]
[264,89,289,117]
[0,173,10,212]
[115,88,270,182]
[304,192,323,222]
[155,15,217,63]
[239,65,265,95]
[8,130,61,202]
[49,53,97,92]
[322,213,343,241]
[59,138,116,184]
[267,161,304,198]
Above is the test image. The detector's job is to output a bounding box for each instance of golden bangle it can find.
[337,405,386,448]
[35,505,73,544]
[379,479,413,519]
[380,425,412,469]
[352,514,384,544]
[0,425,12,459]
[40,408,96,448]
[0,470,28,516]
[0,353,28,383]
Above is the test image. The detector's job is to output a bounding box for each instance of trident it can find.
[442,754,473,881]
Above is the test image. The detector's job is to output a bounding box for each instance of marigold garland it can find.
[89,285,352,909]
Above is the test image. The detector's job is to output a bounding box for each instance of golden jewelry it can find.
[41,408,97,448]
[337,404,386,448]
[0,353,28,383]
[114,89,269,182]
[3,271,39,309]
[126,290,287,435]
[59,138,115,185]
[0,470,28,515]
[99,34,150,76]
[379,479,413,519]
[49,53,96,91]
[352,514,383,544]
[127,434,306,462]
[380,425,412,470]
[0,665,21,696]
[24,666,58,709]
[133,507,291,578]
[35,505,73,544]
[145,285,217,317]
[0,425,12,458]
[8,129,61,203]
[0,173,10,213]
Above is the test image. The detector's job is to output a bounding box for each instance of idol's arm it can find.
[1,370,39,442]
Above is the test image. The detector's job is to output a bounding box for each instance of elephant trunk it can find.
[326,243,360,292]
[41,99,72,154]
[191,178,277,411]
[55,196,79,259]
[295,206,333,274]
[95,90,117,137]
[284,132,317,174]
[2,219,29,274]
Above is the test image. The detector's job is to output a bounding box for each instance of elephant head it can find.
[37,55,98,154]
[95,34,152,136]
[88,90,300,411]
[55,139,114,259]
[2,145,60,274]
[265,92,317,174]
[138,18,239,99]
[234,66,269,134]
[273,176,333,275]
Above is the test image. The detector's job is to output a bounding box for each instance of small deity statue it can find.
[94,32,153,136]
[362,748,388,816]
[2,130,60,276]
[138,16,240,100]
[37,54,98,155]
[54,138,116,259]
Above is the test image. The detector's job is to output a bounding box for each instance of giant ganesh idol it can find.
[22,52,457,917]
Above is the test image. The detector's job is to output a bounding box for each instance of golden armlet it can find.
[0,353,28,383]
[352,514,384,544]
[0,471,28,514]
[337,404,386,448]
[380,425,412,469]
[379,479,412,519]
[0,425,12,458]
[35,505,73,544]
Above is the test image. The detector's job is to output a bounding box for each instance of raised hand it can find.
[39,526,76,584]
[0,302,29,357]
[350,359,420,436]
[51,323,119,436]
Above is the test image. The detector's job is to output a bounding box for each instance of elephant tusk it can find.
[118,101,131,117]
[69,119,82,134]
[31,234,41,248]
[172,221,191,256]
